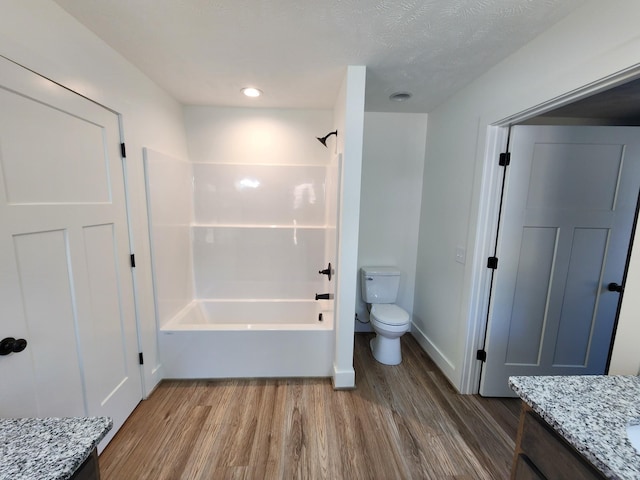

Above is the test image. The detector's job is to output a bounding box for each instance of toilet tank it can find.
[360,267,401,303]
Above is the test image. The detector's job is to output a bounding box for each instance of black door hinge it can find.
[487,256,498,269]
[499,152,510,166]
[130,254,136,268]
[476,349,487,362]
[139,352,144,365]
[121,143,126,158]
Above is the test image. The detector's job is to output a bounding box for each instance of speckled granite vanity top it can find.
[510,375,640,479]
[0,417,112,480]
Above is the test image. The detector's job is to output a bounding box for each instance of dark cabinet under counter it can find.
[71,448,101,480]
[512,403,606,479]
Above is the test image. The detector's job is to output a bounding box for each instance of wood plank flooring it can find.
[99,334,520,479]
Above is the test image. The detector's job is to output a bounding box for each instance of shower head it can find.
[317,130,338,147]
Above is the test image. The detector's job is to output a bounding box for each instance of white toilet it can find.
[360,267,410,365]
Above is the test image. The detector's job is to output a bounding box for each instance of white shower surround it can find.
[191,162,330,300]
[146,107,338,379]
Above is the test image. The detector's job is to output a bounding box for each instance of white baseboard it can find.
[410,322,459,391]
[144,363,163,399]
[332,364,356,389]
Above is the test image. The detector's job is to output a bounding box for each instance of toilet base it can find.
[370,335,402,365]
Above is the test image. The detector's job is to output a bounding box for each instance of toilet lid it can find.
[370,304,409,326]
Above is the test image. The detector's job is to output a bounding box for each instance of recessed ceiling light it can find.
[241,87,262,98]
[389,92,412,102]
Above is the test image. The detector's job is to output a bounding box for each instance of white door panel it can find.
[75,223,139,414]
[12,229,87,417]
[0,56,141,443]
[0,88,112,205]
[481,125,640,396]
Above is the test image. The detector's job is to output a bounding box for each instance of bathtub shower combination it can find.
[144,145,339,378]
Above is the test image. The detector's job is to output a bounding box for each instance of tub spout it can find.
[315,293,333,300]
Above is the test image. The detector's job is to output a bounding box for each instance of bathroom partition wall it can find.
[324,153,341,291]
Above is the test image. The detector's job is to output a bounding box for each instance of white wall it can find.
[0,0,189,395]
[608,228,640,375]
[184,107,332,165]
[356,113,427,332]
[413,0,640,391]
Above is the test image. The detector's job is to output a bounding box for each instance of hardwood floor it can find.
[100,334,520,479]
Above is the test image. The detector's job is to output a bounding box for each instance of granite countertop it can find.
[0,417,112,480]
[509,375,640,480]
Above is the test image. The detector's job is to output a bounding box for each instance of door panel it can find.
[505,227,557,365]
[11,229,86,417]
[0,57,141,443]
[481,125,640,396]
[553,228,608,366]
[78,222,136,414]
[525,143,623,210]
[0,83,112,205]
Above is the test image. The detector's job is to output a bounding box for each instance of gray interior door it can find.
[480,125,640,397]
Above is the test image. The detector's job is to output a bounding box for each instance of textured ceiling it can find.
[54,0,586,112]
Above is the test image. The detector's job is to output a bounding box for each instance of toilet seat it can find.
[370,304,409,326]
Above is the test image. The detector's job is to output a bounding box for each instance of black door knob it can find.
[12,338,27,353]
[0,337,28,356]
[608,282,624,293]
[0,337,16,356]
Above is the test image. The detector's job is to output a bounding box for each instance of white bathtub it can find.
[159,300,334,378]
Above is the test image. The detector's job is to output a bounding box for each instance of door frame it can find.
[116,114,147,397]
[460,64,640,395]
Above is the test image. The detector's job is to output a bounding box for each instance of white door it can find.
[480,125,640,397]
[0,57,142,443]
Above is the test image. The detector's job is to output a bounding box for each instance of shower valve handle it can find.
[318,262,332,281]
